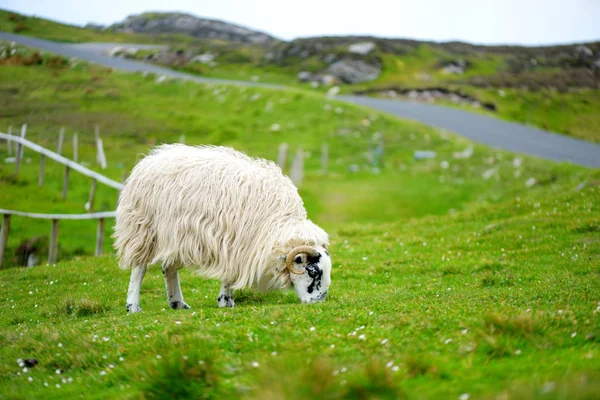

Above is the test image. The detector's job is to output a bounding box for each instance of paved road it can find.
[67,42,168,55]
[2,32,599,168]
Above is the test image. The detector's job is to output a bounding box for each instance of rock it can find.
[348,42,376,55]
[190,53,215,64]
[326,60,381,83]
[84,23,104,31]
[110,12,279,45]
[575,45,593,57]
[440,59,468,74]
[297,71,313,82]
[323,54,337,64]
[320,74,338,86]
[23,359,38,368]
[108,46,123,57]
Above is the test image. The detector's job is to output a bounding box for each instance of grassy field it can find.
[1,53,599,399]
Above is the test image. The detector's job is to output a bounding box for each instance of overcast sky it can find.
[4,0,599,45]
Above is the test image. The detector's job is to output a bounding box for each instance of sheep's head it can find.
[286,245,331,304]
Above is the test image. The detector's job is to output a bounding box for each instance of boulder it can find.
[326,60,381,83]
[190,53,215,64]
[348,42,375,55]
[297,71,313,82]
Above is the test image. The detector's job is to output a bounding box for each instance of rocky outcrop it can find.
[109,12,279,45]
[326,59,381,83]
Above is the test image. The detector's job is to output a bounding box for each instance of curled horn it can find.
[285,246,319,274]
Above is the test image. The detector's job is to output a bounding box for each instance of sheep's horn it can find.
[285,246,319,274]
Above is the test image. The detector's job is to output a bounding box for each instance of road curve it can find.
[1,32,599,168]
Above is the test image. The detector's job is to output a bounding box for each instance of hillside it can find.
[2,8,599,143]
[1,42,600,399]
[109,12,279,45]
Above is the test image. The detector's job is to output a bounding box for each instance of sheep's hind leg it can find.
[126,265,147,313]
[162,263,191,310]
[217,282,235,308]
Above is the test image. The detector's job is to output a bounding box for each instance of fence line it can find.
[0,210,116,267]
[0,131,123,190]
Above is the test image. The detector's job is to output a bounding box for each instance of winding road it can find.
[1,32,599,168]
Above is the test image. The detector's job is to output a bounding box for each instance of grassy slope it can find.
[0,178,598,399]
[0,9,202,45]
[2,59,590,261]
[0,55,599,398]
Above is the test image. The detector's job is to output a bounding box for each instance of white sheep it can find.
[114,144,331,312]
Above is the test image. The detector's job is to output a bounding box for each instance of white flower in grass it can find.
[358,334,366,340]
[28,376,33,382]
[380,339,388,345]
[99,370,106,376]
[391,366,399,372]
[459,394,469,400]
[525,178,536,187]
[270,124,281,132]
[251,361,259,368]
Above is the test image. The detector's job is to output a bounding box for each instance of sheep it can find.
[114,144,332,313]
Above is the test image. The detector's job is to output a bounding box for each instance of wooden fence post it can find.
[0,214,10,269]
[95,218,105,256]
[321,144,329,174]
[48,219,59,264]
[290,148,304,186]
[19,124,26,159]
[72,133,78,162]
[14,124,27,177]
[57,127,65,155]
[277,143,288,170]
[7,126,12,156]
[95,125,107,169]
[87,179,97,212]
[62,166,70,200]
[39,154,46,187]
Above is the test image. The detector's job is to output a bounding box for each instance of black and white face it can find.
[289,246,331,304]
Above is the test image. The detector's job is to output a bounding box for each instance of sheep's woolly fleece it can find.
[113,144,329,291]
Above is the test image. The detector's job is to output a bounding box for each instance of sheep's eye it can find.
[294,256,303,264]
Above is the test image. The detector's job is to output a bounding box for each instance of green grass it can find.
[0,56,599,399]
[0,178,598,399]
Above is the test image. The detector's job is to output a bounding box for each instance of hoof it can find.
[170,301,191,310]
[217,295,235,308]
[126,303,142,313]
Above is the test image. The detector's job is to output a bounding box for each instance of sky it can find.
[3,0,600,45]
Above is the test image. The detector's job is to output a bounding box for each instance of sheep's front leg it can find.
[217,282,235,308]
[162,263,191,310]
[126,265,147,313]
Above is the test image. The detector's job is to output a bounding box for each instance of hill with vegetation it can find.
[1,8,599,143]
[0,42,599,399]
